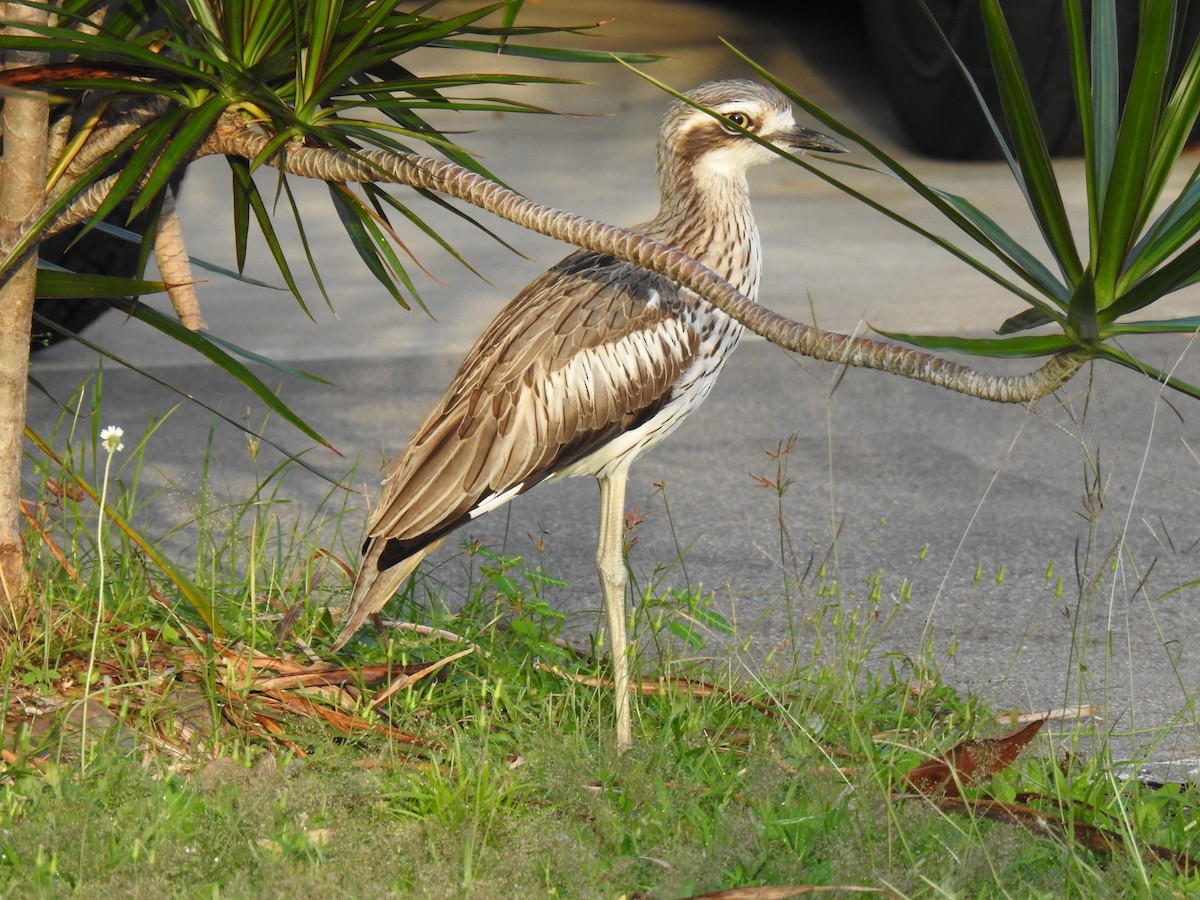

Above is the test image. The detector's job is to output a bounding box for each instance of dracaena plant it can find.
[736,0,1200,400]
[2,0,653,311]
[0,0,658,633]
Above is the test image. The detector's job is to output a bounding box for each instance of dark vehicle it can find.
[860,0,1193,160]
[33,222,145,351]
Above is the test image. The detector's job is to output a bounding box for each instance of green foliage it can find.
[0,0,656,312]
[721,1,1200,399]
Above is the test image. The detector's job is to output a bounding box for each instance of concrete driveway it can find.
[26,2,1200,767]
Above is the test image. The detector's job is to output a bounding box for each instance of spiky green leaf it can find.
[101,296,332,447]
[979,0,1082,285]
[35,270,166,298]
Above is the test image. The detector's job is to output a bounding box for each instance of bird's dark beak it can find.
[773,125,847,155]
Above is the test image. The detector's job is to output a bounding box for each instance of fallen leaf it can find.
[904,718,1045,796]
[936,795,1198,876]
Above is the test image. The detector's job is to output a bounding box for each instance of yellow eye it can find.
[724,112,752,131]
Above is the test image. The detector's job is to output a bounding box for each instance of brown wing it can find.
[366,250,699,564]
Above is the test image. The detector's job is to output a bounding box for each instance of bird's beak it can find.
[772,124,847,155]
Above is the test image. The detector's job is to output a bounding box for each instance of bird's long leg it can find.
[596,469,632,752]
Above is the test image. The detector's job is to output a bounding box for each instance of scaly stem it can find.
[0,2,49,629]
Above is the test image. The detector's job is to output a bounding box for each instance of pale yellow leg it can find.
[596,470,632,752]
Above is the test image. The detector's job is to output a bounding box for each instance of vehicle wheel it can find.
[31,170,186,352]
[859,0,1139,160]
[31,223,145,351]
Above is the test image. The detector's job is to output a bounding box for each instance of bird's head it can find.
[658,79,846,185]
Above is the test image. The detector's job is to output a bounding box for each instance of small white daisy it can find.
[99,425,125,454]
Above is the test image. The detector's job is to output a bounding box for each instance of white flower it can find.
[99,425,125,454]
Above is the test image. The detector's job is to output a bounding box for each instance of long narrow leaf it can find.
[998,308,1062,335]
[100,297,333,448]
[1092,343,1200,400]
[327,184,414,308]
[430,38,660,64]
[229,156,252,274]
[716,48,1062,305]
[1066,272,1099,342]
[31,311,346,484]
[35,270,166,298]
[1121,52,1200,288]
[872,329,1077,359]
[915,0,1018,173]
[1095,0,1174,296]
[76,105,192,239]
[1122,170,1200,286]
[366,182,521,284]
[1102,316,1200,335]
[227,158,312,316]
[24,425,224,637]
[130,95,227,218]
[200,330,333,384]
[297,0,342,111]
[933,189,1069,305]
[1087,0,1120,217]
[1134,8,1200,242]
[277,174,334,312]
[979,0,1083,285]
[1107,228,1200,318]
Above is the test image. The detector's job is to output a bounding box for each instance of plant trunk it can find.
[0,3,49,636]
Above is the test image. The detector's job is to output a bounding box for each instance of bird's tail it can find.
[330,536,446,651]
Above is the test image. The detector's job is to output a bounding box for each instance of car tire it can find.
[31,171,186,352]
[31,223,145,351]
[859,0,1140,160]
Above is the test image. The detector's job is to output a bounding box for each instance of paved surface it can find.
[27,3,1200,765]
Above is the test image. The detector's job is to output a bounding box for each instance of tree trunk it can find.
[0,3,49,636]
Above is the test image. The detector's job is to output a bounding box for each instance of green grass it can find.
[3,385,1200,898]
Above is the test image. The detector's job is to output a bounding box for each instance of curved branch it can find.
[23,113,1087,402]
[49,97,169,200]
[203,122,1084,403]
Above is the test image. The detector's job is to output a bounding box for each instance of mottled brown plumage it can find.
[332,79,845,750]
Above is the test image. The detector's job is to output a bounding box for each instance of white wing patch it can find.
[469,482,526,519]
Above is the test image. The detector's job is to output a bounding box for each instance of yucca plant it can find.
[4,0,1196,642]
[0,0,657,633]
[733,0,1200,398]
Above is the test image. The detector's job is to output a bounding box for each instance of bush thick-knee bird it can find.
[332,79,845,750]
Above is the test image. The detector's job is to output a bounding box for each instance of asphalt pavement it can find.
[26,2,1200,767]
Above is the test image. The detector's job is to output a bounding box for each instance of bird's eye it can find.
[723,112,753,132]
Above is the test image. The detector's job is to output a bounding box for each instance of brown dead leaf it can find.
[20,499,78,581]
[936,795,1198,876]
[904,718,1045,796]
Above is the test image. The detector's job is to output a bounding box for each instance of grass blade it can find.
[100,297,333,448]
[24,425,224,637]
